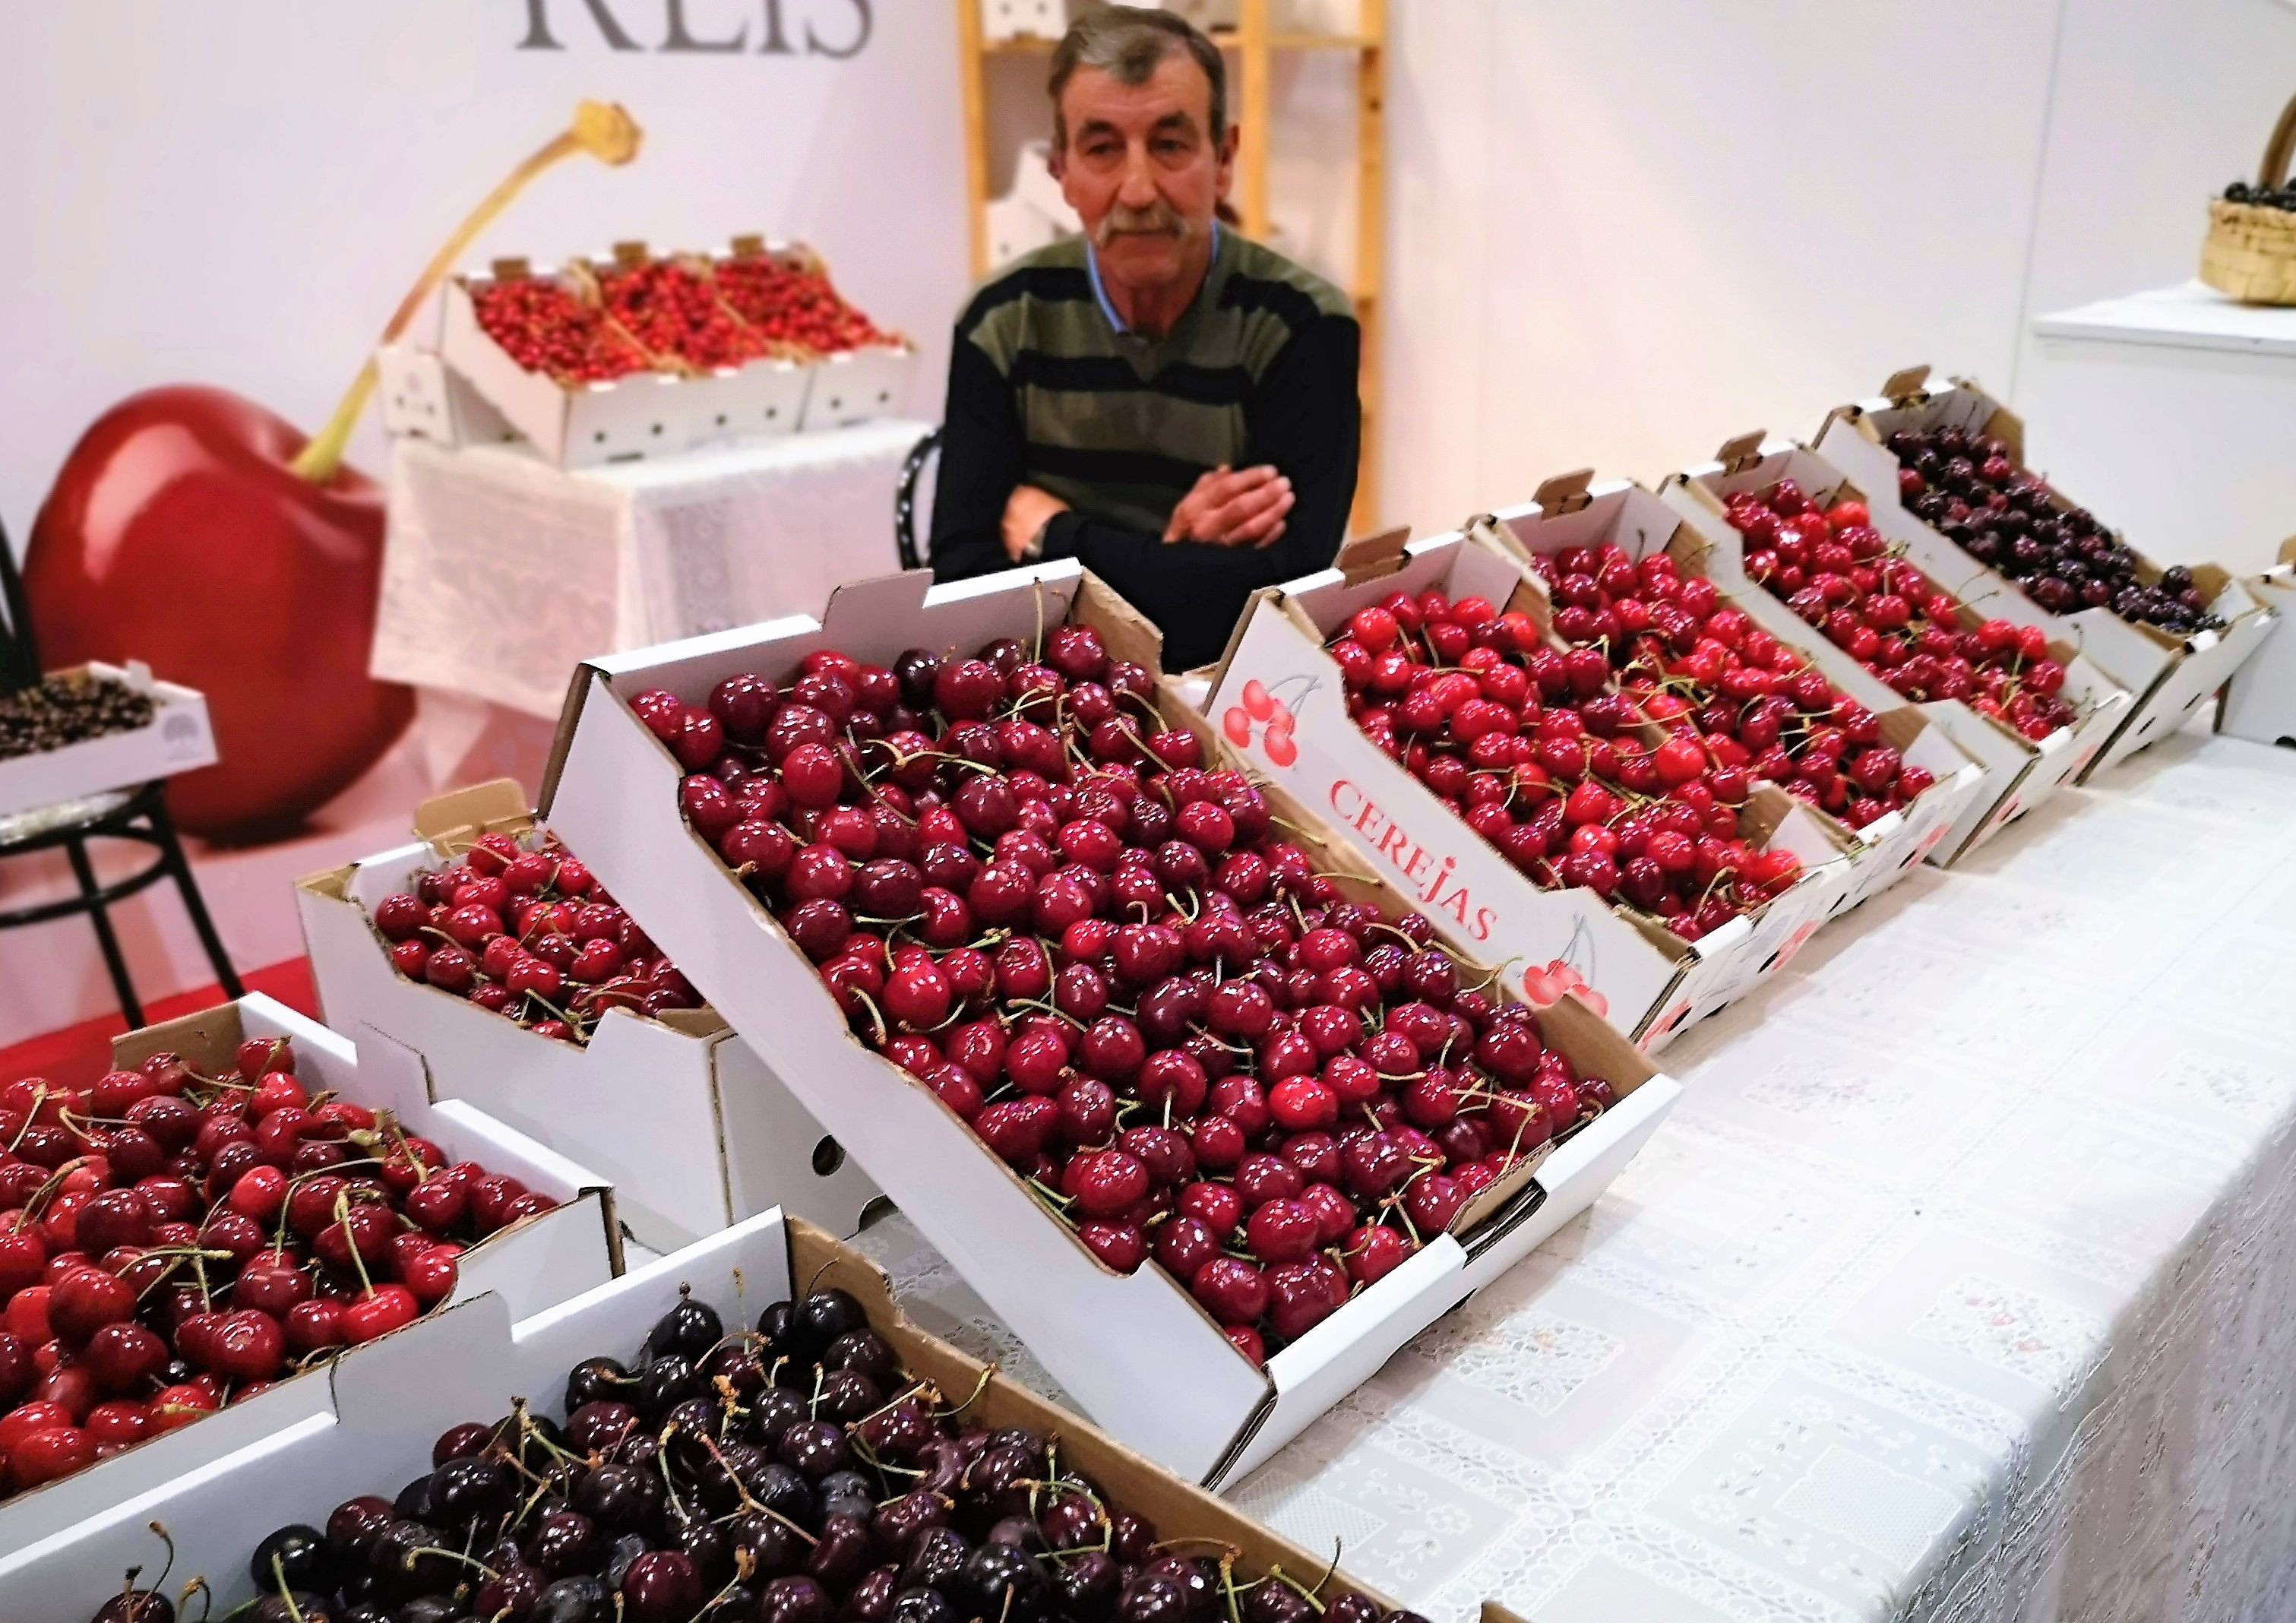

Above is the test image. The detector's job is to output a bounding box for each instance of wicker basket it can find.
[2200,91,2296,305]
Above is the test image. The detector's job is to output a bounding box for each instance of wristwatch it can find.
[1020,515,1053,563]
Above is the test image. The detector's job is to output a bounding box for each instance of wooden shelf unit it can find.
[955,0,1387,530]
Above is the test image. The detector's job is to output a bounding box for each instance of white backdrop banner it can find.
[0,1,966,530]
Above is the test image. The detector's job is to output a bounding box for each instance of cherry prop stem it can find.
[289,100,644,483]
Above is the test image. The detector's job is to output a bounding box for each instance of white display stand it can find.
[2022,281,2296,573]
[372,422,932,716]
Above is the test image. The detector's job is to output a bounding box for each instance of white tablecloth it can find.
[854,726,2296,1623]
[374,423,932,716]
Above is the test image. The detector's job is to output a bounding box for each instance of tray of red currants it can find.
[1814,369,2275,778]
[297,783,878,1257]
[2,1209,1495,1623]
[0,995,611,1552]
[538,562,1680,1485]
[1211,526,1852,1052]
[1478,477,1988,917]
[1662,436,2135,864]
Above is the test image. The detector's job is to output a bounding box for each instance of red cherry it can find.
[284,1300,346,1355]
[24,387,416,837]
[7,1423,94,1488]
[1076,1222,1146,1274]
[400,1248,460,1308]
[342,1286,420,1344]
[47,1265,133,1347]
[1243,1199,1320,1265]
[1190,1258,1268,1326]
[147,1382,219,1434]
[84,1398,150,1447]
[81,1321,168,1392]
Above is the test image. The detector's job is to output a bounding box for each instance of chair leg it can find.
[65,834,144,1028]
[149,796,245,1001]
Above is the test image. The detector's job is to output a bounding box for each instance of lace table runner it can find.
[375,424,931,716]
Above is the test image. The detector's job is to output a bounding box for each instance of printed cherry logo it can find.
[1222,678,1301,767]
[1770,919,1820,972]
[1520,957,1606,1017]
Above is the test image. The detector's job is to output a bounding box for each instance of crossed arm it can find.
[928,315,1361,666]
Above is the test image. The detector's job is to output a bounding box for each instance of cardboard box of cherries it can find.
[0,994,615,1555]
[1662,435,2133,864]
[1209,524,1855,1052]
[439,237,914,467]
[537,561,1681,1485]
[0,661,216,820]
[1813,366,2276,777]
[2,1206,1531,1623]
[1475,472,1988,913]
[296,786,878,1256]
[2218,538,2296,748]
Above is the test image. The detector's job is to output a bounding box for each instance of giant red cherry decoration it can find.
[21,102,644,841]
[25,391,411,838]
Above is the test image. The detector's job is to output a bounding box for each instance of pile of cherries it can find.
[1328,589,1806,935]
[95,1282,1429,1623]
[713,256,890,354]
[2222,180,2296,213]
[0,672,156,761]
[1886,426,2224,634]
[1727,481,2083,744]
[0,1039,556,1496]
[1524,541,1936,832]
[598,259,779,372]
[472,279,650,385]
[371,832,704,1046]
[644,625,1614,1363]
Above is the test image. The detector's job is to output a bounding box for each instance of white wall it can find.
[1377,0,2070,530]
[1371,0,2296,538]
[0,1,965,534]
[2016,0,2296,350]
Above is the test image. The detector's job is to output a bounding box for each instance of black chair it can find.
[0,516,35,695]
[0,521,242,1028]
[894,426,944,571]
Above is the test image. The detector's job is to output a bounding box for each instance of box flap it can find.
[1075,569,1168,675]
[818,569,937,643]
[411,777,532,845]
[1336,525,1412,584]
[112,1000,249,1073]
[1531,467,1595,514]
[1713,429,1767,473]
[1880,363,1932,404]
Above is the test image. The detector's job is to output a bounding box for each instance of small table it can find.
[2023,281,2296,573]
[373,421,934,717]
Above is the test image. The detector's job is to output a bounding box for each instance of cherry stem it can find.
[334,1192,377,1296]
[938,1362,996,1420]
[289,102,643,484]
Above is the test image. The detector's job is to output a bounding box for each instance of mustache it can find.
[1093,201,1191,245]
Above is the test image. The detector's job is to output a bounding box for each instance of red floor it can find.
[0,957,318,1090]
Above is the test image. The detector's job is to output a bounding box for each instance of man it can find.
[928,6,1361,671]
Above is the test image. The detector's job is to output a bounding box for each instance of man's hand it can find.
[1001,484,1071,564]
[1163,465,1294,549]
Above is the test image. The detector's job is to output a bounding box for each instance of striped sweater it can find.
[928,230,1360,669]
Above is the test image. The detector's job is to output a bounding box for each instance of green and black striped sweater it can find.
[928,231,1360,669]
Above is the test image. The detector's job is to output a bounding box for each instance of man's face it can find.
[1052,52,1235,293]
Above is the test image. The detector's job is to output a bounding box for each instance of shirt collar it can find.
[1085,220,1221,336]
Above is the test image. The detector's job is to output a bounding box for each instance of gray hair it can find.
[1049,7,1227,151]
